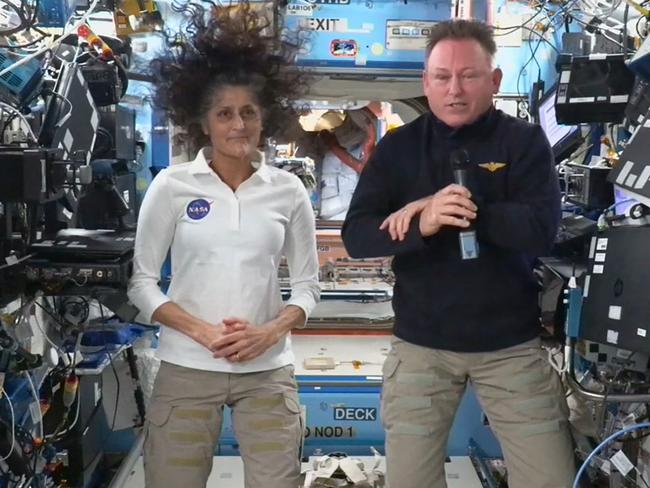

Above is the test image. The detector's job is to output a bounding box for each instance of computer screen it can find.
[614,186,637,215]
[555,54,635,124]
[538,87,582,161]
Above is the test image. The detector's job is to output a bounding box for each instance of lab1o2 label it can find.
[333,407,377,421]
[304,426,356,438]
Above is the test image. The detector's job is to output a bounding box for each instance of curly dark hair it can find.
[150,1,310,152]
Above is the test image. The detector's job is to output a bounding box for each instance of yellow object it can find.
[624,0,650,17]
[114,0,162,37]
[478,162,508,172]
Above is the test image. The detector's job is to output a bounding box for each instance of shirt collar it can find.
[429,106,499,139]
[188,147,272,184]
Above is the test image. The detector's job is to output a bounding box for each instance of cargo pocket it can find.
[283,392,304,459]
[382,354,401,382]
[283,393,301,415]
[380,354,401,427]
[143,402,173,474]
[147,402,173,428]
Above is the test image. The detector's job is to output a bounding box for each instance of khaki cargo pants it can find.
[382,337,575,488]
[144,361,302,488]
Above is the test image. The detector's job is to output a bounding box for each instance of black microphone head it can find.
[450,148,470,171]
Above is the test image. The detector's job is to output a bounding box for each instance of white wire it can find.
[48,91,73,130]
[23,372,43,441]
[0,388,16,462]
[45,332,83,440]
[0,0,102,79]
[49,386,81,439]
[0,102,37,142]
[545,345,567,374]
[32,298,66,360]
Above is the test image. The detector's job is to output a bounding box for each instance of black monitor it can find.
[537,87,583,162]
[555,54,636,124]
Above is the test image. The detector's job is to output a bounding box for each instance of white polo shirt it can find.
[127,148,320,373]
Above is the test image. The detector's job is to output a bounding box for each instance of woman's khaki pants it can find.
[144,361,302,488]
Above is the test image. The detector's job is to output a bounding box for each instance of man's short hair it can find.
[425,19,496,63]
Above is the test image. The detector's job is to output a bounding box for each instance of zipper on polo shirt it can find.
[228,193,240,231]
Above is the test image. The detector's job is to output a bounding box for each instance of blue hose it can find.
[573,422,650,488]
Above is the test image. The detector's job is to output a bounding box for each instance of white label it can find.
[611,95,630,104]
[596,238,608,251]
[595,253,606,263]
[94,382,101,406]
[354,54,367,65]
[608,305,622,320]
[589,237,597,259]
[386,20,438,51]
[570,97,596,103]
[638,328,647,337]
[593,264,604,274]
[611,450,634,476]
[560,71,571,83]
[286,4,315,16]
[607,329,619,345]
[583,275,591,298]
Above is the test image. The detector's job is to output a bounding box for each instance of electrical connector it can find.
[62,374,78,409]
[77,24,113,58]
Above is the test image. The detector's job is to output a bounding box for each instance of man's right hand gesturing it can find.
[380,184,477,241]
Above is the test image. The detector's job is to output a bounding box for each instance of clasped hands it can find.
[380,184,478,240]
[198,317,281,363]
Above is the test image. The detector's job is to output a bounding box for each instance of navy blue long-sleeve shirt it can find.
[342,107,561,352]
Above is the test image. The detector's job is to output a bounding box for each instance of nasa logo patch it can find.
[186,199,211,220]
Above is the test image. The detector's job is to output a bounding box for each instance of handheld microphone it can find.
[450,149,479,260]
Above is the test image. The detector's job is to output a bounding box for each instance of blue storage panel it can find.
[218,375,502,458]
[284,0,451,76]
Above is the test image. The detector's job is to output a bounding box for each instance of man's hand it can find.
[209,317,284,363]
[380,184,477,241]
[380,196,433,241]
[419,184,477,237]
